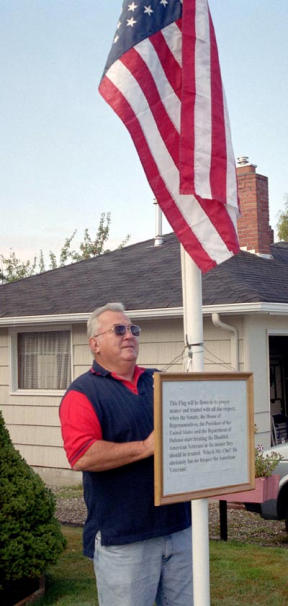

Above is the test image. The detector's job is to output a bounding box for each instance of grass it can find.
[34,526,288,605]
[34,527,97,606]
[210,540,288,605]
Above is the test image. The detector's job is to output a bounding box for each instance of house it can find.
[1,159,288,485]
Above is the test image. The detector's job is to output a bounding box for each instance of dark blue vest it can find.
[67,361,191,557]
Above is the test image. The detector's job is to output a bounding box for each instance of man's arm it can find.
[73,431,154,472]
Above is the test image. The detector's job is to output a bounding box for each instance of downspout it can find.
[212,313,239,371]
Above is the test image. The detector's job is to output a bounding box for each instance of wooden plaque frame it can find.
[154,372,254,506]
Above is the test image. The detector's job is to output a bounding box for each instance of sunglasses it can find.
[94,324,141,338]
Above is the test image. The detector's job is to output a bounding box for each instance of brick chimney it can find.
[236,157,274,254]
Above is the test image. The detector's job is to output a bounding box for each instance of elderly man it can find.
[60,302,192,606]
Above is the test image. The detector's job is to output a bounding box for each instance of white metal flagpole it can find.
[181,245,210,606]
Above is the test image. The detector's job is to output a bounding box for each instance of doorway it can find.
[269,336,288,444]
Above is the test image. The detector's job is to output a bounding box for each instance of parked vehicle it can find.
[246,442,288,529]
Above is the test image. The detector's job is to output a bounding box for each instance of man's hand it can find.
[143,431,154,457]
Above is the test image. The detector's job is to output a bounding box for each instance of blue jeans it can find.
[93,526,193,606]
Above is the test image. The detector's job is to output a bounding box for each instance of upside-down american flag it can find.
[99,0,240,273]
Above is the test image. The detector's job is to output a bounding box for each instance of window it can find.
[17,330,71,390]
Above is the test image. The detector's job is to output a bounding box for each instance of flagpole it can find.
[181,245,210,606]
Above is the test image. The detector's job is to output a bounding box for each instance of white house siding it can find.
[0,329,9,413]
[139,316,244,374]
[243,314,288,449]
[210,313,288,449]
[72,316,245,376]
[243,315,270,448]
[0,326,76,486]
[138,318,184,371]
[203,316,244,374]
[73,324,91,378]
[0,313,273,486]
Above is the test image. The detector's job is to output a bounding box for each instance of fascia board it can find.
[1,302,288,327]
[0,313,90,327]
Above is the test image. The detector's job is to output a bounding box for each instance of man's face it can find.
[90,310,139,370]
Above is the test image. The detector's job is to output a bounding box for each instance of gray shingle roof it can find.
[1,234,288,318]
[271,241,288,263]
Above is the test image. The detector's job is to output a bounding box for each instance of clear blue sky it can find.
[1,0,288,262]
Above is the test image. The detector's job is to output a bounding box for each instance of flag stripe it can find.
[102,57,238,264]
[195,194,238,252]
[194,0,212,199]
[99,75,217,270]
[135,37,181,130]
[209,9,227,203]
[149,27,182,98]
[121,49,180,167]
[179,0,197,195]
[223,90,238,214]
[160,19,183,67]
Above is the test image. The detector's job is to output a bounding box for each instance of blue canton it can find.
[103,0,183,74]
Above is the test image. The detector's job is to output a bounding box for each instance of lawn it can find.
[34,527,97,606]
[34,526,288,605]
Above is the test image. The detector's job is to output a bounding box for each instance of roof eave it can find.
[1,302,288,327]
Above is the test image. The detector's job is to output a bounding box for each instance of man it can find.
[60,302,192,606]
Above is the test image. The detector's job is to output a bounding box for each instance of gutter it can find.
[1,302,288,327]
[212,313,239,371]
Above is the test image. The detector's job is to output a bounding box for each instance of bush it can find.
[0,411,66,592]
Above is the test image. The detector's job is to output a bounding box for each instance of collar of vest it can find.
[90,360,146,377]
[90,361,111,376]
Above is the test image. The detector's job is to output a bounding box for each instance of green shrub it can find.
[0,411,66,591]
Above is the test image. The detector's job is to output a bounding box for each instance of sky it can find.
[1,0,288,263]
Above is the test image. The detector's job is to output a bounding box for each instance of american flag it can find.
[99,0,240,272]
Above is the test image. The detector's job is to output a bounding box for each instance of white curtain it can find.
[18,331,71,389]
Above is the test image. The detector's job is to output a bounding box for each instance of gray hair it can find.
[87,302,125,338]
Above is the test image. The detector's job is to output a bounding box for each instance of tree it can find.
[0,213,130,283]
[276,195,288,241]
[0,251,38,283]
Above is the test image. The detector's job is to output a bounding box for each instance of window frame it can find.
[9,325,73,395]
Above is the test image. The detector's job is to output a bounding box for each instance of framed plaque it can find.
[154,372,254,506]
